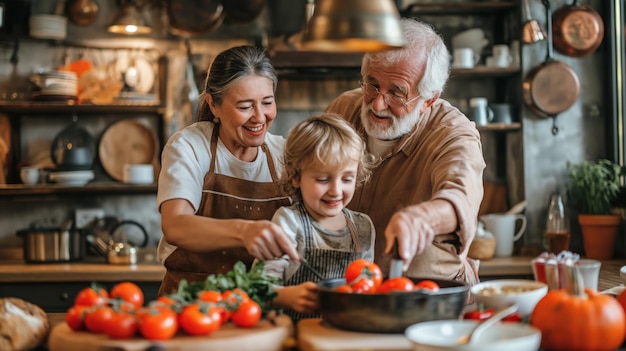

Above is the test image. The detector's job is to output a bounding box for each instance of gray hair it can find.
[196,45,278,122]
[361,18,450,100]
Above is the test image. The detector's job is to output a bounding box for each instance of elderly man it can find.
[326,18,485,285]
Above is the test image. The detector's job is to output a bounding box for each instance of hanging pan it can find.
[166,0,225,37]
[552,0,604,57]
[523,0,580,135]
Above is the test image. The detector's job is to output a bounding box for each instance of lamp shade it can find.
[108,4,152,35]
[302,0,406,52]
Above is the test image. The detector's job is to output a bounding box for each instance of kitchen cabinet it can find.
[0,48,167,196]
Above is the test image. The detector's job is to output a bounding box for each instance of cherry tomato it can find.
[178,303,222,336]
[377,277,415,293]
[137,306,179,340]
[84,305,115,334]
[155,295,178,307]
[414,279,441,292]
[110,282,144,310]
[231,300,262,328]
[74,285,108,307]
[65,305,88,331]
[345,259,383,289]
[198,290,230,324]
[106,310,138,339]
[463,305,494,321]
[502,312,523,323]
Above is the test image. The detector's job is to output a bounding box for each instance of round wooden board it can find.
[99,120,159,182]
[48,314,293,351]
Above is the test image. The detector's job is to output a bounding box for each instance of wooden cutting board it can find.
[297,318,412,351]
[48,315,293,351]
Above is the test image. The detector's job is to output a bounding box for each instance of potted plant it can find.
[567,159,625,259]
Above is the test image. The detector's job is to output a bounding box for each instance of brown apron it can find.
[159,125,291,295]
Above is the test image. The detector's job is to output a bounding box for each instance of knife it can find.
[389,238,403,278]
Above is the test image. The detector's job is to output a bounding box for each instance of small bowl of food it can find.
[405,319,541,351]
[470,279,548,316]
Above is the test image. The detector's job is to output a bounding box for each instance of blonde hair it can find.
[280,113,371,200]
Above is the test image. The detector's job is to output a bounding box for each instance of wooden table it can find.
[598,260,625,292]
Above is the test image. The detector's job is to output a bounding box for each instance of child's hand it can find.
[276,282,319,314]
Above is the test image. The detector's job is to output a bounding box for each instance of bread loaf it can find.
[0,297,50,351]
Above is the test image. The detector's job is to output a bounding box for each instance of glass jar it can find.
[545,193,570,254]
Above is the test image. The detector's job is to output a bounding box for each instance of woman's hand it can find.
[274,282,318,314]
[240,220,300,262]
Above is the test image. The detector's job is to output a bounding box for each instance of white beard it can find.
[360,100,424,140]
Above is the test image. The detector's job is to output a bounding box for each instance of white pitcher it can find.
[479,213,527,257]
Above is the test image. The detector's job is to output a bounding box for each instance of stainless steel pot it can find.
[17,225,85,263]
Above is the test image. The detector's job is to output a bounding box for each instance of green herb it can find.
[171,261,281,314]
[567,159,625,215]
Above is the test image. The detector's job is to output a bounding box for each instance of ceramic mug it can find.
[479,213,527,257]
[490,103,514,124]
[468,97,494,125]
[453,48,477,68]
[20,166,40,185]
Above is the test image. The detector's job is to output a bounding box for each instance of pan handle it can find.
[542,0,554,62]
[551,116,559,135]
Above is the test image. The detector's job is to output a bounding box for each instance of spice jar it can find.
[545,193,570,254]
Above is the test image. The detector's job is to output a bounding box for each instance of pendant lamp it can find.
[108,2,152,35]
[302,0,406,52]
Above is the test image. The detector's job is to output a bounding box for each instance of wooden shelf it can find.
[0,182,157,198]
[0,101,164,114]
[477,122,521,132]
[401,1,516,16]
[451,66,521,78]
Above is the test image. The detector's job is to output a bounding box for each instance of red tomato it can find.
[178,303,222,336]
[377,277,415,293]
[463,306,494,321]
[231,300,262,328]
[414,279,441,292]
[198,290,230,324]
[222,288,251,309]
[110,282,144,310]
[155,296,178,307]
[335,284,353,293]
[106,310,138,339]
[65,305,88,331]
[84,305,115,334]
[74,285,108,307]
[502,312,523,323]
[350,278,375,293]
[345,259,383,289]
[136,306,179,340]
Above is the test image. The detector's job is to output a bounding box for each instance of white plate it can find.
[108,56,155,95]
[49,170,94,186]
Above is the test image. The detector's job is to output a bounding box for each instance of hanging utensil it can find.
[522,0,546,44]
[185,39,200,119]
[523,0,580,135]
[389,238,403,278]
[552,0,604,57]
[66,0,99,26]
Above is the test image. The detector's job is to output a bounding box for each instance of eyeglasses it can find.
[359,81,420,108]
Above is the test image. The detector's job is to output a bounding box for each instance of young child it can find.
[262,112,375,321]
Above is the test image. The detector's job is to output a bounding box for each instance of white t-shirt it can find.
[156,121,286,261]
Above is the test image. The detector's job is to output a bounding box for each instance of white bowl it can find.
[405,319,541,351]
[470,279,548,316]
[620,265,626,285]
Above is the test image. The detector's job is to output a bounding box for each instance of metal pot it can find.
[17,222,85,263]
[106,220,149,265]
[552,0,604,58]
[317,277,469,333]
[166,0,224,37]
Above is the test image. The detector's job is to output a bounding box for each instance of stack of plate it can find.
[30,71,78,101]
[49,170,94,186]
[29,14,67,40]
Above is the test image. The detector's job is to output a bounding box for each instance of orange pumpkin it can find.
[530,265,626,351]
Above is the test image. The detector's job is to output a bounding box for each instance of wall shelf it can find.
[401,1,516,16]
[0,183,157,198]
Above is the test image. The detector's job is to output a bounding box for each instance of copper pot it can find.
[523,0,580,135]
[552,0,604,57]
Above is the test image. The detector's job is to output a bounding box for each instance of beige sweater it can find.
[326,89,486,284]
